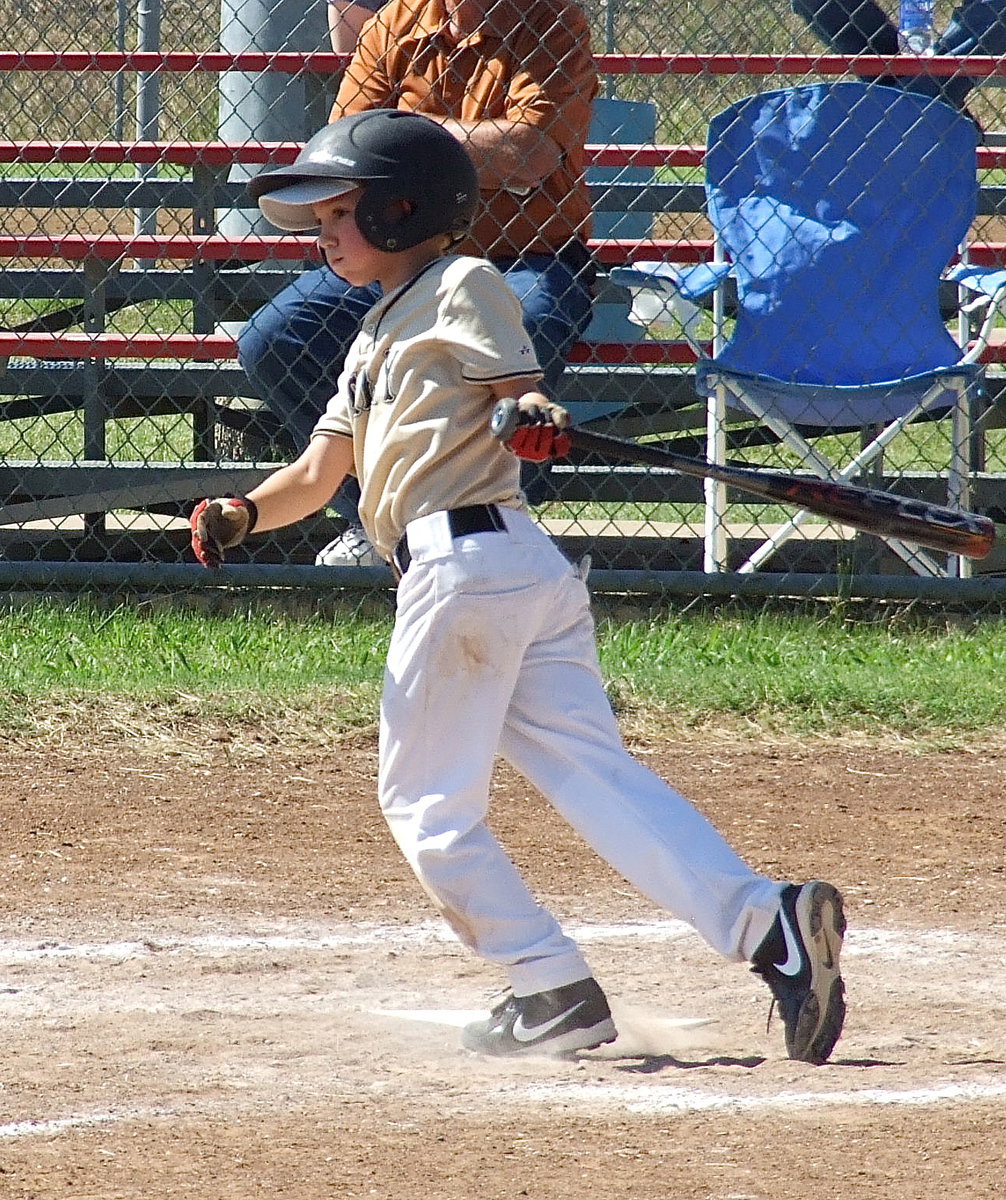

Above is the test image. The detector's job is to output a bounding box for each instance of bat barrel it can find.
[834,499,995,559]
[488,407,999,561]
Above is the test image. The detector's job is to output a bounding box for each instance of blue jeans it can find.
[238,254,595,514]
[791,0,1006,108]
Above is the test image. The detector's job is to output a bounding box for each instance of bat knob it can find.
[490,398,520,442]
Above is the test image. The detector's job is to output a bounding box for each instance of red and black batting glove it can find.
[189,495,258,569]
[505,400,573,462]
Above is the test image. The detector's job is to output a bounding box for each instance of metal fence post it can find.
[217,0,329,240]
[135,0,161,238]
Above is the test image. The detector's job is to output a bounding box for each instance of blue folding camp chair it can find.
[614,82,1006,576]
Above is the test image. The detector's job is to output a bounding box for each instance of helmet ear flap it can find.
[355,181,423,251]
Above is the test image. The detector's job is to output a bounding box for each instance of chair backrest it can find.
[706,83,977,386]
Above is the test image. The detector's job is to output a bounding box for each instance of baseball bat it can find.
[490,399,997,560]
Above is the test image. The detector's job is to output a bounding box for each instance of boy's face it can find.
[314,188,388,288]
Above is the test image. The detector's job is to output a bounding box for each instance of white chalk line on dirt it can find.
[0,914,1002,1141]
[0,919,1000,964]
[0,920,694,963]
[0,1107,175,1141]
[519,1079,1006,1116]
[5,1075,1006,1145]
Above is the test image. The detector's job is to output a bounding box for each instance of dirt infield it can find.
[1,726,1005,1199]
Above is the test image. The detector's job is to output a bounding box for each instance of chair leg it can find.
[730,383,954,577]
[704,380,728,571]
[948,379,973,579]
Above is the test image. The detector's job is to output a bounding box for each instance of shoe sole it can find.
[462,1016,618,1058]
[789,881,847,1065]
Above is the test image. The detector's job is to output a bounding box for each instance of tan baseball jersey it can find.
[311,255,541,559]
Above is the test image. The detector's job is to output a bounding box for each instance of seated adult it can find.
[791,0,1006,113]
[328,0,384,54]
[239,0,598,565]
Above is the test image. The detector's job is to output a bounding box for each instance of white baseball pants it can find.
[378,507,783,996]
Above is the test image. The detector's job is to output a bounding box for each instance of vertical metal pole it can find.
[135,0,161,236]
[82,260,109,540]
[603,0,616,99]
[213,0,328,459]
[949,237,972,579]
[217,0,329,240]
[704,232,728,572]
[115,0,127,140]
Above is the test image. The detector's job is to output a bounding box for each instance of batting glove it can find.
[505,399,573,462]
[190,496,258,569]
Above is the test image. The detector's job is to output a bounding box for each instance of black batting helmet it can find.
[248,110,480,251]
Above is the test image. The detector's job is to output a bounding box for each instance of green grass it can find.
[3,596,1006,747]
[0,596,394,745]
[595,602,1006,740]
[0,296,196,337]
[0,412,200,462]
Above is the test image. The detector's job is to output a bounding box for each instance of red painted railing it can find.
[2,51,1004,365]
[2,140,1006,169]
[0,51,1002,78]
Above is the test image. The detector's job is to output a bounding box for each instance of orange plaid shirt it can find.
[332,0,598,260]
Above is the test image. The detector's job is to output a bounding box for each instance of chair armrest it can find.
[611,259,733,302]
[947,264,1006,364]
[610,260,731,355]
[947,264,1006,299]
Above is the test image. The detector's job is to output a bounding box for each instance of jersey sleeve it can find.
[440,262,544,385]
[311,364,356,440]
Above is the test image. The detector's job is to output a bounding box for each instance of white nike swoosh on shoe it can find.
[775,913,805,977]
[512,1000,588,1043]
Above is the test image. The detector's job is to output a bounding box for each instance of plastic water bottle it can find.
[898,0,936,54]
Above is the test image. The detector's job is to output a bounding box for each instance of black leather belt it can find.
[392,504,506,578]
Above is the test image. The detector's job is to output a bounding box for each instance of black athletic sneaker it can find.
[750,881,847,1065]
[461,977,618,1057]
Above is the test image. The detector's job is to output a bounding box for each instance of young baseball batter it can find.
[190,109,847,1063]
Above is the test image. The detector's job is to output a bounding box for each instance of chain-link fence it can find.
[2,0,1006,600]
